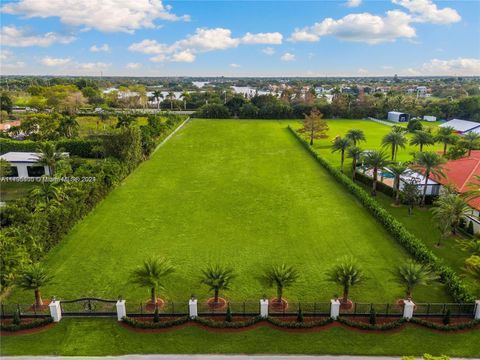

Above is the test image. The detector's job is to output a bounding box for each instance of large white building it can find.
[0,152,50,177]
[439,119,480,134]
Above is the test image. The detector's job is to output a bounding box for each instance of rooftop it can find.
[0,152,41,163]
[439,119,480,133]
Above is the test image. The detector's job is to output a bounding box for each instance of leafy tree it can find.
[331,136,351,173]
[347,146,363,180]
[57,115,79,138]
[239,103,259,118]
[0,158,12,177]
[412,151,446,206]
[432,194,470,237]
[326,256,364,304]
[36,142,65,176]
[435,126,458,155]
[394,260,437,299]
[410,131,435,152]
[200,264,235,304]
[345,129,366,146]
[16,263,53,306]
[152,90,164,110]
[403,177,422,215]
[261,264,299,303]
[116,114,135,128]
[407,119,423,132]
[460,132,480,156]
[131,257,175,304]
[196,104,230,119]
[382,131,407,160]
[388,162,409,205]
[0,93,13,114]
[297,109,329,145]
[363,150,390,195]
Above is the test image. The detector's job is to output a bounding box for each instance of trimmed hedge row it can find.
[337,317,406,330]
[267,316,333,328]
[288,126,474,303]
[409,317,480,331]
[0,138,102,158]
[195,316,262,328]
[122,316,189,329]
[0,317,53,332]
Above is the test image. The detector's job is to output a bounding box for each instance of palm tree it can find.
[363,150,390,195]
[465,175,480,201]
[36,142,64,176]
[131,257,175,304]
[435,126,458,155]
[261,264,299,303]
[460,132,480,156]
[394,260,437,299]
[411,151,446,206]
[326,256,364,304]
[388,162,409,205]
[331,137,351,173]
[116,114,134,128]
[345,129,366,146]
[347,146,363,180]
[152,90,163,110]
[432,194,470,236]
[29,181,61,204]
[167,91,176,110]
[200,264,235,304]
[181,91,190,110]
[58,115,79,138]
[382,131,407,160]
[16,263,53,307]
[410,130,435,152]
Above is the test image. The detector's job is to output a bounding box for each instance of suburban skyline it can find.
[1,0,479,77]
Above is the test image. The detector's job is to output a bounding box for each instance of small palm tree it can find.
[345,129,366,146]
[394,260,437,299]
[326,256,364,304]
[331,137,351,173]
[410,130,435,152]
[167,91,176,110]
[460,132,480,156]
[363,150,390,195]
[181,91,190,110]
[388,163,409,205]
[152,90,163,110]
[261,264,299,303]
[435,126,458,155]
[347,146,363,180]
[36,142,64,176]
[131,257,175,304]
[382,131,407,160]
[432,194,471,237]
[16,263,53,307]
[58,115,79,138]
[29,181,61,204]
[200,264,235,304]
[411,151,446,206]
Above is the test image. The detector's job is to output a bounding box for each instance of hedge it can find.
[0,138,102,158]
[288,126,474,303]
[267,316,334,328]
[409,317,480,331]
[337,316,406,330]
[0,317,53,332]
[122,316,189,329]
[195,316,263,328]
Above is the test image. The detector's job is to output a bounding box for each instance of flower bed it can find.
[0,317,53,332]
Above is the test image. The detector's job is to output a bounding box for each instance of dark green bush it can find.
[225,304,232,322]
[369,308,377,325]
[297,308,304,322]
[442,309,451,325]
[410,317,480,331]
[12,309,21,325]
[153,307,160,323]
[1,316,53,332]
[122,316,189,329]
[267,316,333,328]
[338,316,406,330]
[195,316,262,328]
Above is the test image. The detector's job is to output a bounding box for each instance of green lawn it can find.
[0,182,35,202]
[2,318,479,357]
[7,119,450,305]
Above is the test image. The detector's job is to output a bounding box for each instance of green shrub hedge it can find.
[0,138,102,158]
[409,317,480,331]
[267,316,333,328]
[288,126,474,303]
[337,317,406,330]
[195,316,262,328]
[122,316,189,329]
[0,317,53,332]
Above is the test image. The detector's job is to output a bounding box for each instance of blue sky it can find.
[1,0,479,76]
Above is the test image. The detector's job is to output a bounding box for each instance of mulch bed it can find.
[144,298,165,312]
[206,297,227,310]
[0,318,55,336]
[269,298,288,311]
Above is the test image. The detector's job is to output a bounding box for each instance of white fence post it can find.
[49,300,62,322]
[475,300,480,320]
[189,297,198,318]
[403,299,415,319]
[260,298,269,318]
[116,299,126,321]
[330,299,340,319]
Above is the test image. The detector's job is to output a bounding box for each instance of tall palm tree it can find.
[29,181,61,204]
[388,162,409,205]
[411,151,446,206]
[181,91,190,110]
[363,150,390,195]
[167,91,176,110]
[16,263,53,307]
[152,90,163,110]
[200,264,235,304]
[36,142,64,176]
[326,256,364,304]
[435,126,458,155]
[331,137,351,173]
[345,129,366,146]
[382,131,407,160]
[460,132,480,156]
[131,257,175,304]
[394,260,437,299]
[410,130,435,152]
[432,194,471,236]
[347,146,363,180]
[261,264,299,303]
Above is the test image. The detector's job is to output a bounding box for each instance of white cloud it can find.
[345,0,362,8]
[357,67,369,75]
[77,62,110,70]
[406,58,480,76]
[392,0,461,24]
[40,56,71,66]
[130,28,282,63]
[90,44,110,52]
[0,61,26,72]
[281,52,295,61]
[262,47,275,56]
[0,25,75,47]
[230,63,241,68]
[241,32,283,44]
[126,62,141,69]
[1,0,190,33]
[0,49,13,61]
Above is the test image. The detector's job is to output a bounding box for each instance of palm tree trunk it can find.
[342,284,349,303]
[391,145,395,160]
[150,287,156,304]
[352,159,357,180]
[420,144,423,152]
[214,289,219,303]
[395,179,401,205]
[443,143,447,155]
[340,151,345,173]
[372,168,378,195]
[277,286,282,303]
[421,172,429,206]
[34,289,43,307]
[310,127,314,145]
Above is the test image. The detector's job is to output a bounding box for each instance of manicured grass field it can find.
[2,319,479,357]
[8,119,450,305]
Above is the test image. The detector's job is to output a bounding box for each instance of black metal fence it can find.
[0,303,51,319]
[60,298,117,317]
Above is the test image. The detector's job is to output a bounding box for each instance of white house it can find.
[388,111,410,123]
[0,152,50,178]
[423,115,437,122]
[439,119,480,134]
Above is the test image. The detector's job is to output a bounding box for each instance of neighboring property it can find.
[423,115,437,122]
[0,120,21,132]
[388,111,410,123]
[0,152,51,178]
[439,119,480,134]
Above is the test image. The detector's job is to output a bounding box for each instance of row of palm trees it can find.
[150,90,191,111]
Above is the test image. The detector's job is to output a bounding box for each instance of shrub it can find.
[410,317,480,331]
[12,309,21,325]
[442,309,451,325]
[338,317,406,330]
[1,316,53,332]
[369,308,377,325]
[153,307,160,323]
[468,221,475,235]
[195,104,230,119]
[122,316,189,329]
[195,316,262,328]
[267,316,333,328]
[226,304,232,322]
[297,308,304,322]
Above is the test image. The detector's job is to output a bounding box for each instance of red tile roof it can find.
[430,150,480,210]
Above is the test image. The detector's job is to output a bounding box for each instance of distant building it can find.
[388,111,410,123]
[423,115,437,122]
[439,119,480,134]
[0,152,50,178]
